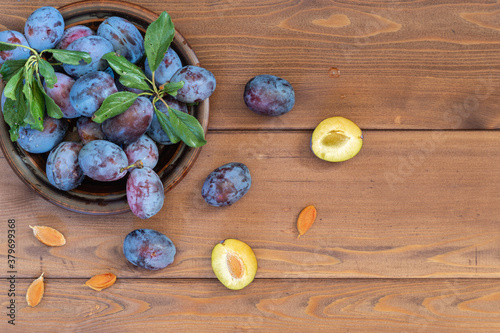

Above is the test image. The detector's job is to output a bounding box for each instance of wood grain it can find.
[1,131,498,279]
[0,1,499,331]
[0,1,499,130]
[1,278,499,332]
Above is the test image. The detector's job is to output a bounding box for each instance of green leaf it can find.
[102,52,148,79]
[9,127,19,142]
[118,75,151,92]
[3,91,28,142]
[160,81,184,97]
[0,59,27,81]
[47,49,91,66]
[23,72,44,131]
[2,98,19,141]
[22,66,34,103]
[22,64,35,105]
[3,68,24,100]
[92,92,138,123]
[144,12,175,74]
[168,106,206,147]
[38,58,57,89]
[102,52,152,91]
[0,41,18,51]
[154,105,180,144]
[36,80,63,119]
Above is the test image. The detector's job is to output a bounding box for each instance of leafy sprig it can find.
[0,41,90,141]
[91,12,207,148]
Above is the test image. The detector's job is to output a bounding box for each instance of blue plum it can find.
[124,135,159,170]
[123,229,175,269]
[78,140,128,182]
[0,30,31,67]
[56,25,95,50]
[170,65,216,103]
[147,95,188,145]
[69,71,118,117]
[76,116,105,145]
[46,141,84,191]
[243,74,295,116]
[97,16,144,64]
[145,47,182,86]
[101,96,153,145]
[24,6,64,52]
[17,116,68,154]
[126,167,164,219]
[1,90,6,113]
[63,35,113,77]
[201,162,251,207]
[44,72,79,118]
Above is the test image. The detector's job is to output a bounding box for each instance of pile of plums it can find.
[0,6,216,219]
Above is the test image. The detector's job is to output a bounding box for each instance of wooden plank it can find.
[0,1,499,130]
[0,1,497,331]
[1,278,499,332]
[175,0,500,131]
[0,131,498,279]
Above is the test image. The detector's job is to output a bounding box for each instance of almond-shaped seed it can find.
[85,273,117,291]
[30,225,66,246]
[297,205,317,238]
[26,272,44,307]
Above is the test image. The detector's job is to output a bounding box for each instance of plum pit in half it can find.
[211,239,257,290]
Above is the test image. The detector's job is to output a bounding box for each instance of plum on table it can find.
[243,74,295,116]
[201,162,251,207]
[123,229,176,270]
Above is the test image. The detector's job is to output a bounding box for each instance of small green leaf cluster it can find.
[0,41,90,141]
[91,12,206,148]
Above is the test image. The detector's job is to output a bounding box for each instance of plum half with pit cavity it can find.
[311,117,363,162]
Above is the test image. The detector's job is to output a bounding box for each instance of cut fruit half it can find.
[211,239,258,290]
[311,116,363,162]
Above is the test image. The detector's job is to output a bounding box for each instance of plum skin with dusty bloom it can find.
[243,74,295,116]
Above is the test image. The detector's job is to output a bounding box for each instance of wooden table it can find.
[1,0,499,331]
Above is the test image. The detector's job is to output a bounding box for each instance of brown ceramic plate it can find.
[0,0,209,214]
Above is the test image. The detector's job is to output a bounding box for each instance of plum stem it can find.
[0,41,37,54]
[158,95,170,110]
[120,160,144,173]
